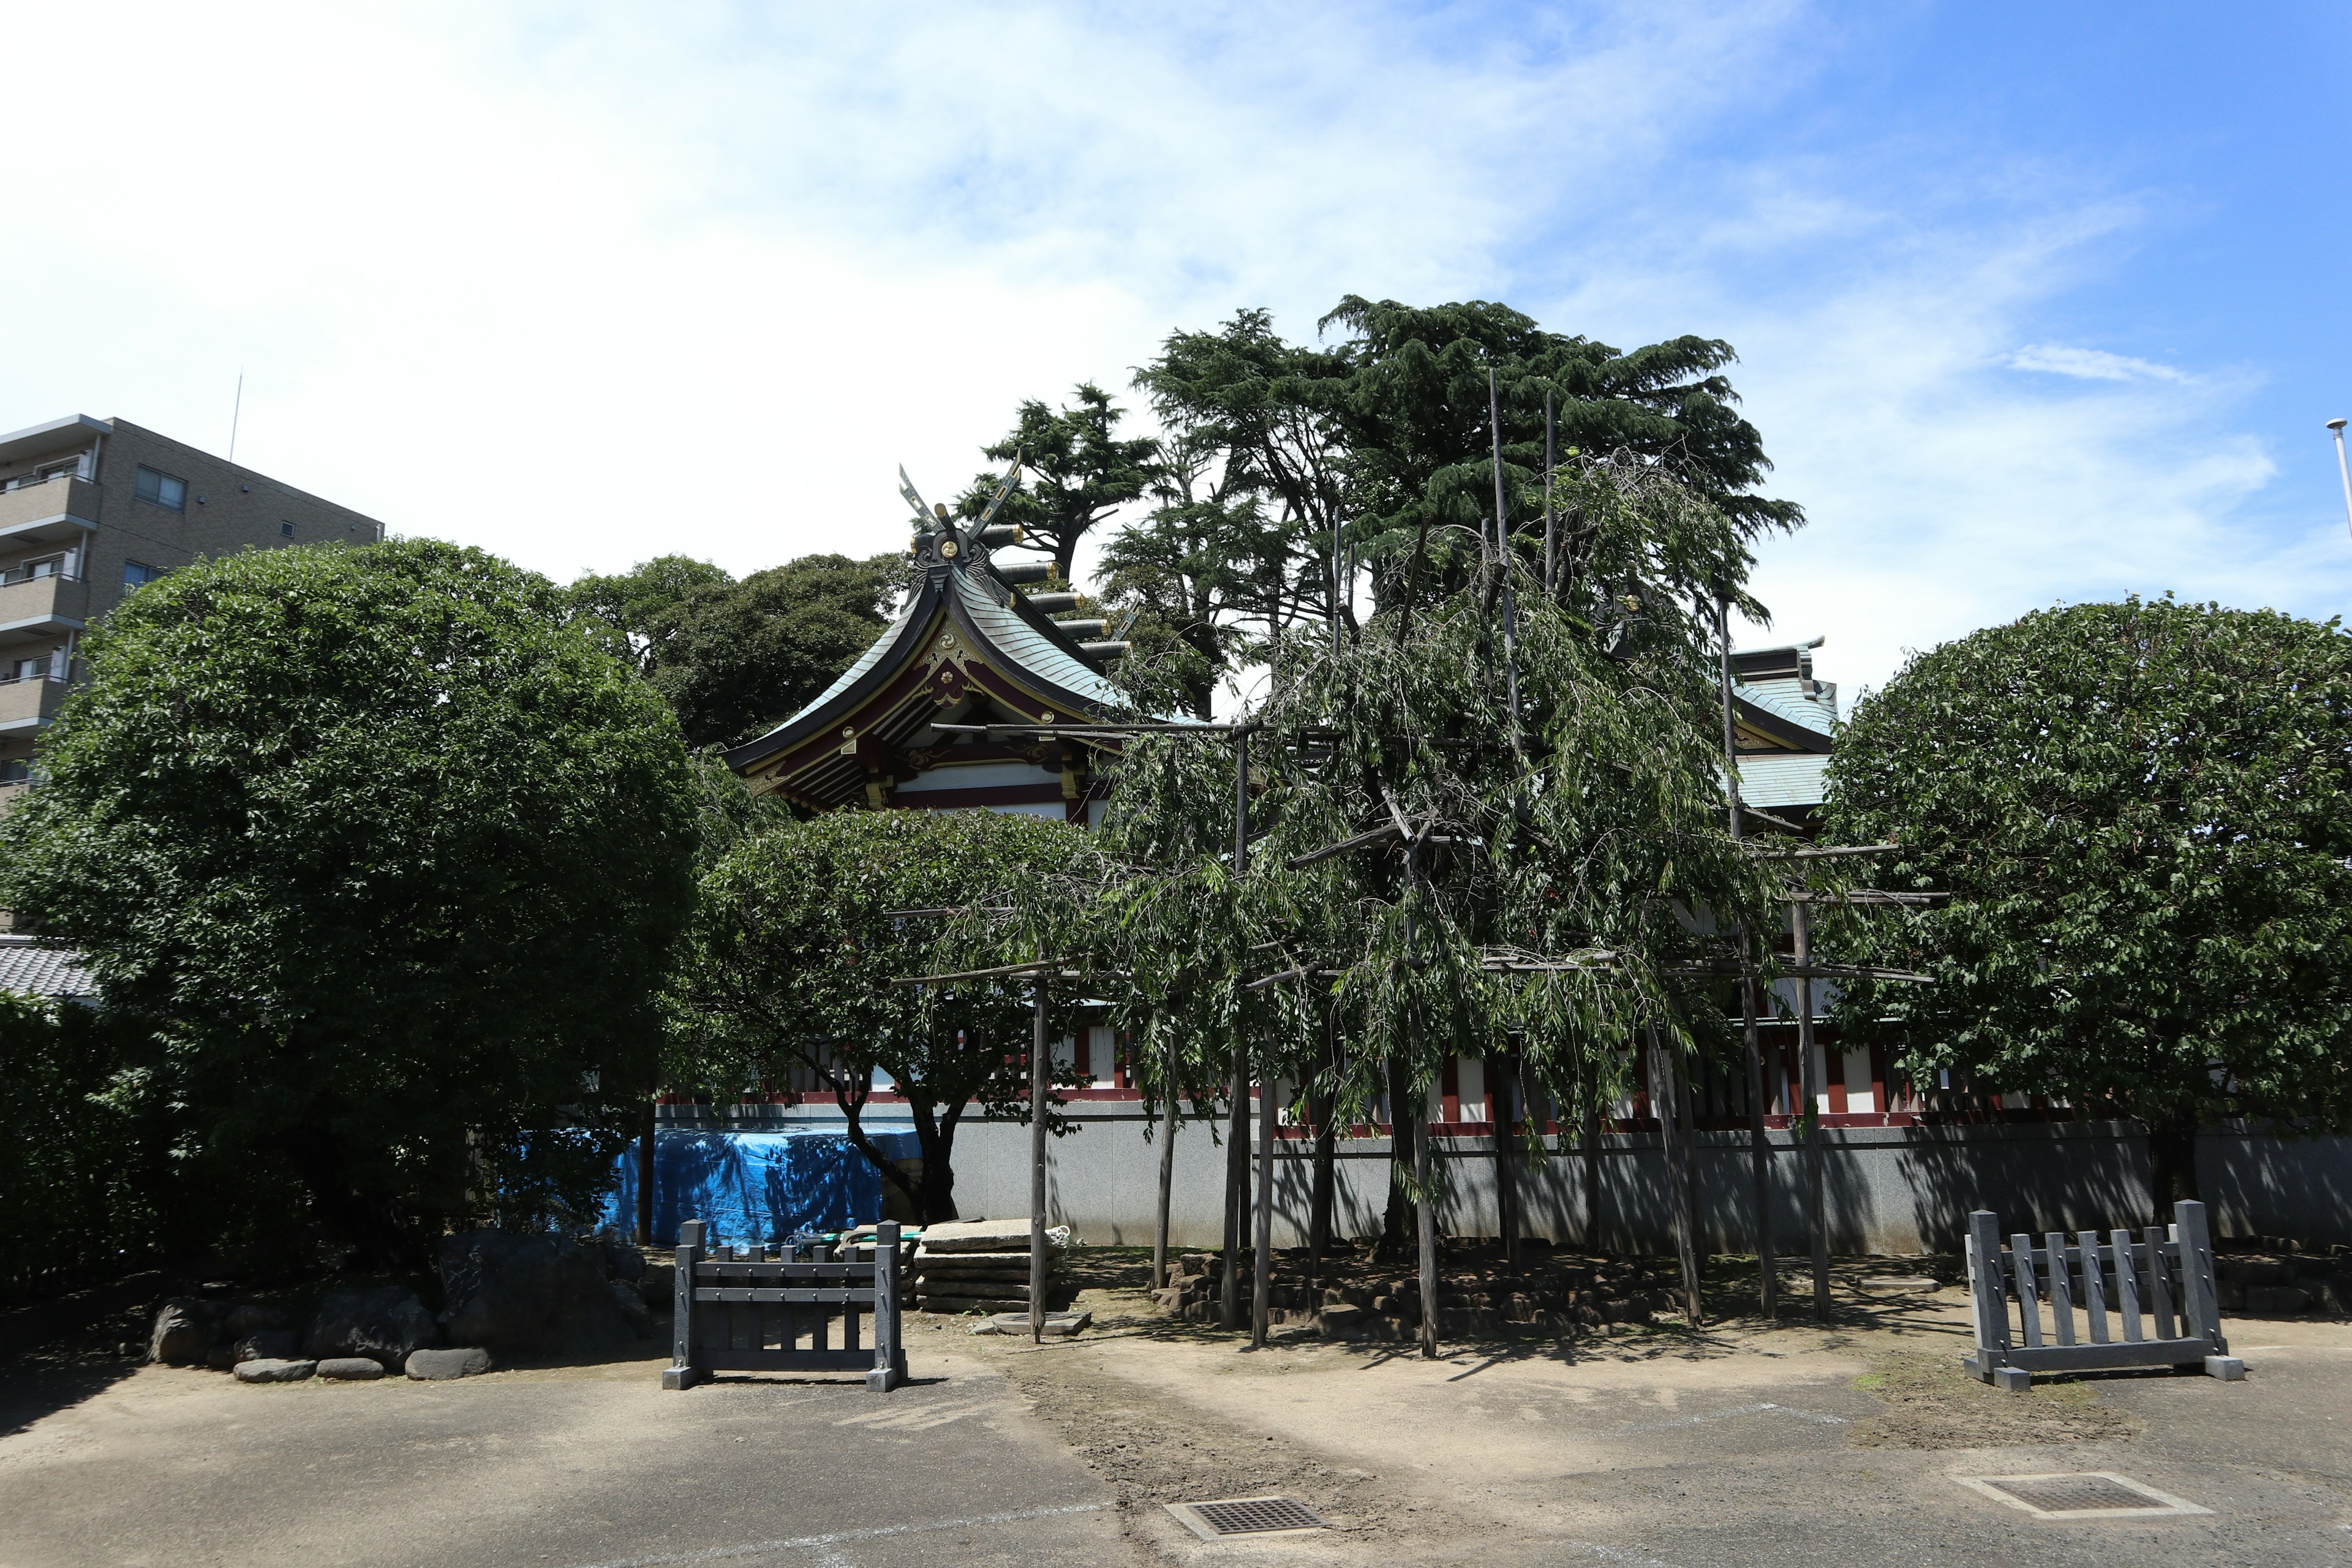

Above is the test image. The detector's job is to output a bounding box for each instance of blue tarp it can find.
[600,1128,923,1247]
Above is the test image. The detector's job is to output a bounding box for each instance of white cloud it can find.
[0,0,2328,717]
[2007,344,2192,383]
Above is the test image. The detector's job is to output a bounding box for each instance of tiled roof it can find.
[0,937,94,1000]
[1735,679,1836,739]
[1736,752,1830,810]
[950,570,1126,712]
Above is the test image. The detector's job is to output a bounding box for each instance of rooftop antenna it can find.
[228,371,244,462]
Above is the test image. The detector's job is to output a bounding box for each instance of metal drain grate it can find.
[1955,1473,2211,1520]
[1163,1496,1329,1540]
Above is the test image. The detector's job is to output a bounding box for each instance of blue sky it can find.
[3,2,2346,702]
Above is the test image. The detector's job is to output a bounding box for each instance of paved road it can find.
[0,1348,1132,1568]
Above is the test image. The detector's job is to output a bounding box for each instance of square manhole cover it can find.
[1163,1496,1329,1540]
[1955,1472,2211,1520]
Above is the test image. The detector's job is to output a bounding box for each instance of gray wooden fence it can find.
[1964,1199,2244,1391]
[662,1219,907,1392]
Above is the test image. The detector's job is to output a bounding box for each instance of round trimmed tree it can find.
[1822,597,2352,1207]
[0,540,700,1264]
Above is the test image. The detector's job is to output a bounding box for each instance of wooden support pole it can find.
[1581,1072,1602,1253]
[637,1096,657,1248]
[1153,1034,1179,1290]
[1649,1023,1702,1325]
[1031,976,1050,1345]
[1221,724,1253,1332]
[1415,1090,1439,1360]
[1792,897,1832,1319]
[1253,1055,1276,1349]
[1494,1047,1519,1270]
[1742,973,1777,1323]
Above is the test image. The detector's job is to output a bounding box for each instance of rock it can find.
[405,1347,493,1381]
[609,1280,655,1338]
[1317,1305,1368,1340]
[223,1305,286,1337]
[304,1287,437,1368]
[149,1298,227,1366]
[597,1235,646,1283]
[2221,1259,2293,1287]
[236,1330,301,1363]
[234,1358,317,1383]
[437,1230,639,1355]
[317,1357,386,1381]
[205,1343,241,1370]
[2244,1284,2312,1315]
[918,1218,1070,1254]
[973,1310,1090,1336]
[638,1262,676,1311]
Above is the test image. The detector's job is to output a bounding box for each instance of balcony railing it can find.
[0,464,92,495]
[0,566,81,587]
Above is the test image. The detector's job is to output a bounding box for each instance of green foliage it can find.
[569,552,902,747]
[0,540,701,1262]
[1821,597,2352,1196]
[0,992,163,1294]
[1096,456,1776,1191]
[682,808,1109,1222]
[956,383,1161,582]
[1324,296,1801,580]
[1098,298,1796,719]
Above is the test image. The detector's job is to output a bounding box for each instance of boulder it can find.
[234,1358,316,1383]
[205,1343,241,1371]
[317,1357,386,1381]
[638,1262,676,1311]
[405,1347,493,1381]
[236,1330,301,1363]
[149,1298,227,1366]
[223,1305,286,1337]
[2245,1284,2312,1315]
[1317,1304,1368,1340]
[437,1230,639,1355]
[597,1236,646,1283]
[304,1287,437,1368]
[608,1280,655,1338]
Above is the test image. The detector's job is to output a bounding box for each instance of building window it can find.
[281,521,296,538]
[0,759,28,783]
[134,466,187,511]
[8,655,51,683]
[123,561,165,589]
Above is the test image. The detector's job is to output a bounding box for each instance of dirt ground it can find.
[943,1246,2352,1565]
[6,1248,2351,1566]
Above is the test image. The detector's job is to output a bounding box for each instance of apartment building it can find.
[0,414,385,794]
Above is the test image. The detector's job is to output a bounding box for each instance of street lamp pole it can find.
[2329,419,2352,543]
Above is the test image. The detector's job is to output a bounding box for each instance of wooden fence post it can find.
[663,1218,703,1390]
[868,1219,905,1392]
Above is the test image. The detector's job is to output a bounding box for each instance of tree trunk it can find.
[1381,1054,1415,1259]
[1153,1044,1180,1289]
[2148,1102,2203,1216]
[1648,1024,1703,1325]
